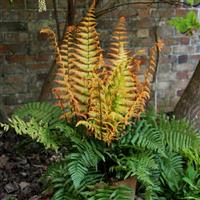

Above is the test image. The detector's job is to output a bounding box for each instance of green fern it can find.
[13,102,64,127]
[9,116,62,150]
[120,119,164,152]
[115,152,158,187]
[120,110,200,153]
[8,102,75,151]
[87,184,133,200]
[67,138,105,188]
[158,115,200,152]
[0,122,9,132]
[43,157,104,200]
[158,151,183,192]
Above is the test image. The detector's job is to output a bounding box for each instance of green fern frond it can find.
[13,102,63,126]
[120,119,164,152]
[158,115,200,151]
[9,102,76,150]
[9,116,59,150]
[43,148,104,198]
[0,122,9,132]
[158,151,184,193]
[87,184,133,200]
[66,137,105,188]
[115,152,158,187]
[122,110,200,153]
[67,153,89,188]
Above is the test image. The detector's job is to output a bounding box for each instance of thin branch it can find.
[68,0,76,25]
[53,0,61,42]
[96,0,198,18]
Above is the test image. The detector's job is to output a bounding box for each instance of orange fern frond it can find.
[44,3,163,144]
[40,28,61,65]
[108,16,129,62]
[69,1,102,115]
[128,39,164,118]
[144,39,164,82]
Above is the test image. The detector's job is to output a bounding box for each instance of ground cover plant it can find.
[1,0,200,199]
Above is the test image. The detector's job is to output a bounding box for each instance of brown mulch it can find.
[0,130,53,200]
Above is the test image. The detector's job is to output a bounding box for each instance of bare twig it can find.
[53,0,61,42]
[68,0,76,25]
[96,0,197,18]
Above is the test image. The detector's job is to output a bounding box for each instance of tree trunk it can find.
[174,60,200,129]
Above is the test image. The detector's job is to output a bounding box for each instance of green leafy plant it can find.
[169,11,200,35]
[2,1,200,199]
[5,102,200,199]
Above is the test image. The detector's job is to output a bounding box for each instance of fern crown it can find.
[42,0,163,143]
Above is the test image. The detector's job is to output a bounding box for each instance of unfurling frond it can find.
[144,39,164,83]
[40,28,61,64]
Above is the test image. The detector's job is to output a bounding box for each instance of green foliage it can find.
[169,11,200,35]
[8,102,75,151]
[5,101,200,199]
[115,153,158,186]
[186,0,200,6]
[0,122,9,132]
[86,185,133,200]
[120,110,200,153]
[66,138,105,188]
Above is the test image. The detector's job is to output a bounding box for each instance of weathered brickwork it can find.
[0,0,200,113]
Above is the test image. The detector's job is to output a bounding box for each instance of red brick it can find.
[180,37,190,45]
[28,63,49,70]
[176,71,188,80]
[161,47,171,54]
[6,55,35,63]
[35,55,52,62]
[138,9,149,18]
[4,74,25,84]
[190,55,200,60]
[176,9,188,17]
[11,0,25,9]
[164,38,179,46]
[1,64,25,74]
[0,45,10,53]
[160,55,177,64]
[178,55,188,64]
[0,0,24,9]
[176,9,197,17]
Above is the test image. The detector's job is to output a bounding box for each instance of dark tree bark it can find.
[68,0,76,25]
[174,61,200,128]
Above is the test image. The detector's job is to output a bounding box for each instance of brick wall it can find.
[0,0,200,114]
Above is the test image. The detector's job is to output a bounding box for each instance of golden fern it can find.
[68,0,102,116]
[125,41,164,119]
[108,16,129,65]
[52,26,78,119]
[78,44,141,143]
[45,1,163,143]
[40,28,61,65]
